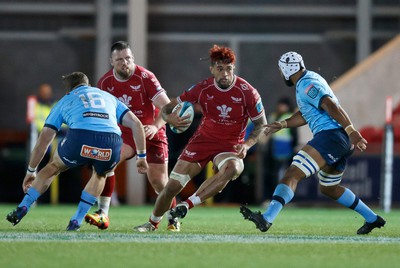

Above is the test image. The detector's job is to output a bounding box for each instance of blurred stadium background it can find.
[0,0,399,208]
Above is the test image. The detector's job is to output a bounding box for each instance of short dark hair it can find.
[111,41,130,53]
[62,72,89,91]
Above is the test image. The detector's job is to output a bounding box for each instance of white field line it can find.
[0,233,400,244]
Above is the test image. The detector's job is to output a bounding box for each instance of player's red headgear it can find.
[209,45,236,65]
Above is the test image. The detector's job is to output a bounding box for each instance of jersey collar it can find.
[213,75,237,92]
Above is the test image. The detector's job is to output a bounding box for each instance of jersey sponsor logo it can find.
[107,86,114,92]
[240,83,249,90]
[183,150,196,158]
[80,145,112,161]
[207,94,214,100]
[216,104,232,119]
[327,153,338,162]
[141,72,148,78]
[130,85,141,91]
[306,85,319,99]
[83,112,109,119]
[231,96,242,103]
[119,94,132,107]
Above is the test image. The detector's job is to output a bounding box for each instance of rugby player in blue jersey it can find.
[241,52,385,235]
[6,72,148,231]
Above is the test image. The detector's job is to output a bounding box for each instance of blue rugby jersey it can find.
[295,70,341,135]
[44,85,129,135]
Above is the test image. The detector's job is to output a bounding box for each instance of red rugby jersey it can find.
[177,76,264,143]
[97,65,166,141]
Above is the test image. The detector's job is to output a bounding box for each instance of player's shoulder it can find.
[190,77,214,90]
[97,69,115,87]
[298,70,325,85]
[134,64,157,79]
[233,76,257,93]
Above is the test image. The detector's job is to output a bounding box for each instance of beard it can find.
[283,77,294,87]
[115,67,132,80]
[216,78,232,89]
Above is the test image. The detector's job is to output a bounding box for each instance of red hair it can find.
[209,45,236,65]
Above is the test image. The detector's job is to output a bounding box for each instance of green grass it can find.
[0,204,399,268]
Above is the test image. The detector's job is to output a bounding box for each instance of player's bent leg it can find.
[319,168,386,235]
[195,157,244,202]
[243,147,325,232]
[68,170,107,231]
[85,171,114,230]
[146,163,180,231]
[86,143,132,230]
[147,163,169,193]
[133,179,184,232]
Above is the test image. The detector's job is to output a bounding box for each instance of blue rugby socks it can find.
[19,187,41,211]
[263,183,294,223]
[336,188,377,223]
[71,191,97,225]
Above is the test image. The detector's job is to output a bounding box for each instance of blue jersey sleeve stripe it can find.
[118,109,130,124]
[44,123,58,132]
[317,94,330,109]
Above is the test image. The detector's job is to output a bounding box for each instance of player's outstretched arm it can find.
[235,115,267,159]
[320,96,367,152]
[27,127,57,173]
[264,110,306,136]
[23,127,57,192]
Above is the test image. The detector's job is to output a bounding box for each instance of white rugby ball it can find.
[169,101,194,134]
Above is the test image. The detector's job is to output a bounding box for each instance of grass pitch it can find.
[0,204,399,268]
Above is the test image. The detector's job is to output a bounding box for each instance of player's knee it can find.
[291,150,319,178]
[318,170,342,187]
[318,170,343,198]
[280,165,303,185]
[170,171,191,188]
[217,158,244,181]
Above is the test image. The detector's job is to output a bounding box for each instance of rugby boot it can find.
[85,209,109,230]
[169,203,189,219]
[167,217,181,232]
[240,205,272,232]
[133,222,157,232]
[66,219,80,231]
[357,215,386,235]
[6,206,28,226]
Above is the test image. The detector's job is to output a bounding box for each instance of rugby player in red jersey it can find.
[85,41,182,231]
[134,44,267,232]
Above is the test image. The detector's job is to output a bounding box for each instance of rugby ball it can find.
[169,101,194,134]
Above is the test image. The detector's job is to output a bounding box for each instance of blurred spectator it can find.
[34,84,55,133]
[28,84,56,166]
[263,97,298,201]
